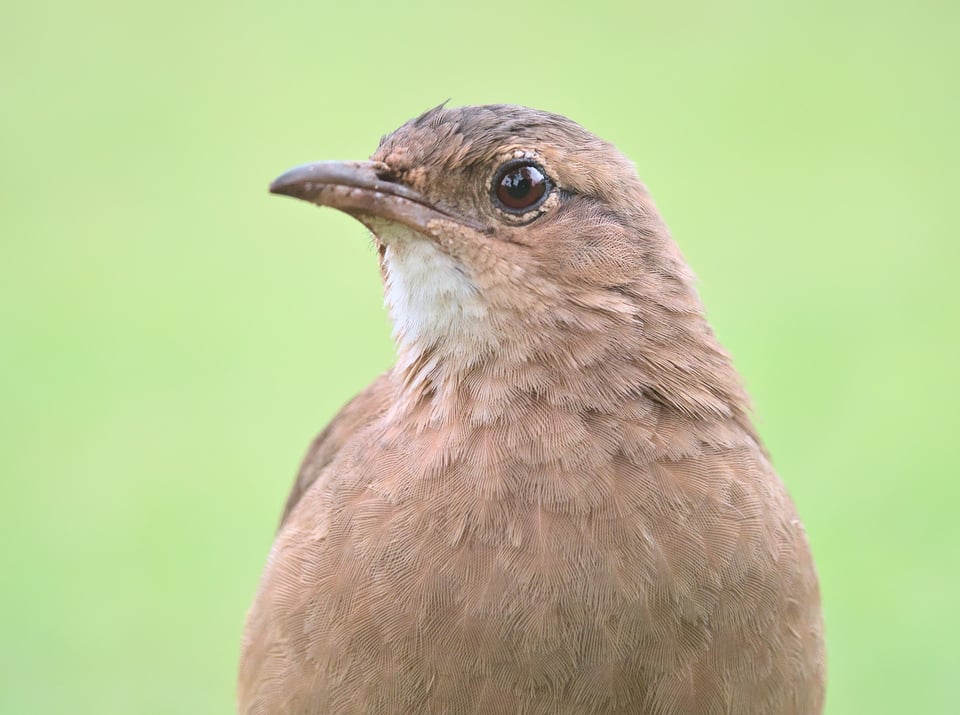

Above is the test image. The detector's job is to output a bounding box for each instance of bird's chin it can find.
[357,215,427,248]
[372,219,498,367]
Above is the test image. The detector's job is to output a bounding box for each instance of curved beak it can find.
[269,160,468,236]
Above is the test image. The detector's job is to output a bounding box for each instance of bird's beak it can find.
[269,160,467,237]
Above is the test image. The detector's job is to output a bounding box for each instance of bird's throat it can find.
[373,221,499,390]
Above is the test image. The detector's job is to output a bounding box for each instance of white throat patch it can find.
[369,220,498,367]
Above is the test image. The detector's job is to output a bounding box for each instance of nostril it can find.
[373,162,401,183]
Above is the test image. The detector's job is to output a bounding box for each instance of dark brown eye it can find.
[493,161,550,213]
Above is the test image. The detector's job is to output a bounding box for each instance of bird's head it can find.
[271,104,747,420]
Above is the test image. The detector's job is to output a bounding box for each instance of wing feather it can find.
[279,372,394,527]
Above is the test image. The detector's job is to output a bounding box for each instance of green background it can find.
[2,1,957,712]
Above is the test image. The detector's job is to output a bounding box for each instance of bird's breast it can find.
[241,406,822,713]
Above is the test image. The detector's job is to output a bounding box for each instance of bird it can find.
[238,104,825,714]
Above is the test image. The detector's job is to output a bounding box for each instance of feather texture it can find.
[240,105,824,714]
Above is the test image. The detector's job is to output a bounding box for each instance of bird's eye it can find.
[493,161,550,214]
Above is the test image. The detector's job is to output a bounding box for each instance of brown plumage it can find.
[239,104,825,714]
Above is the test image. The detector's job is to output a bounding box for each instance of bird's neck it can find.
[383,235,501,375]
[380,231,755,437]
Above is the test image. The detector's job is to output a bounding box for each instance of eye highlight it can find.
[492,161,551,214]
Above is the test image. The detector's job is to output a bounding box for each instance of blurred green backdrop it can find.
[2,0,957,712]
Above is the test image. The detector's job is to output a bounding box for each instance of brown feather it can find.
[240,105,825,714]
